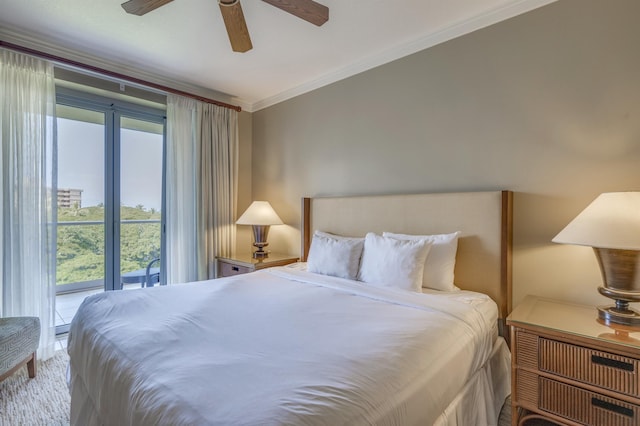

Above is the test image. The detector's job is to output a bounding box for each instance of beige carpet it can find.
[0,350,70,426]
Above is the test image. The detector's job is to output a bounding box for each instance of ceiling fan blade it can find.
[261,0,328,26]
[219,0,253,53]
[121,0,174,16]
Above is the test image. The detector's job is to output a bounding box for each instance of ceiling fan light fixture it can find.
[218,0,239,7]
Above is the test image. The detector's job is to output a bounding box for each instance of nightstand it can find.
[216,253,299,278]
[508,296,640,426]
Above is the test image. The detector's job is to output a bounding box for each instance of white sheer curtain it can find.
[166,94,238,283]
[166,95,199,283]
[0,49,56,360]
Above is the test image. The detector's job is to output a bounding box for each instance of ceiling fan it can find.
[121,0,329,53]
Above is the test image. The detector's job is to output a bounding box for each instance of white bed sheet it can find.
[68,266,508,426]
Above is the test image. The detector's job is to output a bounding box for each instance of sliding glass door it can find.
[55,105,106,296]
[55,89,165,333]
[118,116,164,290]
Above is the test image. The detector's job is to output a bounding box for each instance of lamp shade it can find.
[236,201,283,226]
[552,192,640,250]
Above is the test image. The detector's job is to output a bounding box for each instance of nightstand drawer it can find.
[539,337,640,397]
[539,377,640,426]
[219,262,252,277]
[514,331,640,398]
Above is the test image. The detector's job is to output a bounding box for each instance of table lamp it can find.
[236,201,283,259]
[552,192,640,326]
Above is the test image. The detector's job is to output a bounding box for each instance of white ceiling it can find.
[0,0,555,112]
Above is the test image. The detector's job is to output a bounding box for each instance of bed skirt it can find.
[434,337,511,426]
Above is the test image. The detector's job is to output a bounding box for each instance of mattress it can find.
[68,266,509,425]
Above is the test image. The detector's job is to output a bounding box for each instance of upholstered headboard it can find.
[301,191,513,329]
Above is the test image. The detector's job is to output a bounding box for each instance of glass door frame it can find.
[55,87,166,294]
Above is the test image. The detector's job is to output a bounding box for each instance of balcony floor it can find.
[55,284,147,328]
[55,288,102,328]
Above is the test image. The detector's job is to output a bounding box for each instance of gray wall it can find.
[236,110,254,253]
[250,0,640,308]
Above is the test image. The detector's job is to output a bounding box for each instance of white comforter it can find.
[68,266,500,426]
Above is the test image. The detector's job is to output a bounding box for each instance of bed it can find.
[68,190,513,426]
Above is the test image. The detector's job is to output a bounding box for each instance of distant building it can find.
[58,188,83,208]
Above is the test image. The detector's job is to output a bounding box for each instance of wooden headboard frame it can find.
[301,191,513,334]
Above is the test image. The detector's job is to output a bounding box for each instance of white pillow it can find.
[307,232,364,280]
[383,231,460,291]
[357,233,432,292]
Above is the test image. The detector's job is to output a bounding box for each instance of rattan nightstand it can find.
[216,254,298,278]
[507,296,640,426]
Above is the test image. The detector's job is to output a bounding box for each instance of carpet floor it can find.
[499,396,511,426]
[0,349,512,426]
[0,350,70,426]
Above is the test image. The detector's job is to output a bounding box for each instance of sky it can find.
[57,118,163,211]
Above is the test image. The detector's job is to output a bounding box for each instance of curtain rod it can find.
[0,40,242,112]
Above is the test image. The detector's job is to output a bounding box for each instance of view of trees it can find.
[56,205,161,285]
